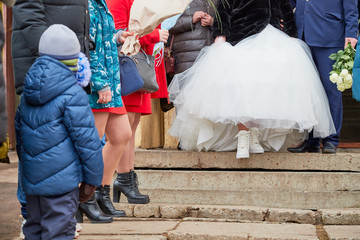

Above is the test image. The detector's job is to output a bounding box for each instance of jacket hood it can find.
[24,56,77,105]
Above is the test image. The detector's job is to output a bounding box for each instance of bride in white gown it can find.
[168,0,335,158]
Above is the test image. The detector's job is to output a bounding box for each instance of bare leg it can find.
[117,112,141,173]
[128,113,141,170]
[93,112,132,186]
[93,112,109,138]
[112,112,149,204]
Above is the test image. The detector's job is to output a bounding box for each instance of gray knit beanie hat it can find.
[39,24,80,59]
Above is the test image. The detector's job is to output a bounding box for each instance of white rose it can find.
[340,69,349,78]
[344,74,353,84]
[337,76,344,84]
[329,73,339,83]
[344,82,352,89]
[337,82,346,92]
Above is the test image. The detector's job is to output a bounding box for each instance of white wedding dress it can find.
[168,24,335,152]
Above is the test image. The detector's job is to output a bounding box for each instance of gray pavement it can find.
[0,151,21,240]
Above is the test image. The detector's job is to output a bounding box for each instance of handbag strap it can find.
[169,35,175,50]
[139,48,151,65]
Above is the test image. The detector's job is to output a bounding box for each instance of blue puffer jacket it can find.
[15,56,103,196]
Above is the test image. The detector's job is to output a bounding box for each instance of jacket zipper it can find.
[207,1,211,45]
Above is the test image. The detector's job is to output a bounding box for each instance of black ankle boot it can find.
[95,185,126,217]
[113,170,150,204]
[76,194,113,223]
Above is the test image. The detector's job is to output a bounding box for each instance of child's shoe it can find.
[249,128,264,154]
[19,215,26,240]
[73,223,82,239]
[76,223,82,232]
[235,130,250,159]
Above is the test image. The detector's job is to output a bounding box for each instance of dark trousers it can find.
[24,188,79,240]
[308,46,343,146]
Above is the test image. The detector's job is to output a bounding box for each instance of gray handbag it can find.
[132,49,159,93]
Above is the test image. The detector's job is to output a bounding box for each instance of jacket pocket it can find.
[325,12,343,22]
[325,0,342,19]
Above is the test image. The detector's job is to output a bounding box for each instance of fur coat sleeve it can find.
[213,0,297,45]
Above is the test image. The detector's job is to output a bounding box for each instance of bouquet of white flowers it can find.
[329,43,356,92]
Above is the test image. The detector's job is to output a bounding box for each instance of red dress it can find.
[107,0,168,115]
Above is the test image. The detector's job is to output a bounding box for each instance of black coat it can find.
[170,0,217,74]
[11,0,90,95]
[213,0,297,46]
[0,0,15,142]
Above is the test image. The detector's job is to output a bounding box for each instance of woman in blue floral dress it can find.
[77,0,133,223]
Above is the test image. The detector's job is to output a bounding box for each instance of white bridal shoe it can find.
[236,130,250,159]
[249,128,264,154]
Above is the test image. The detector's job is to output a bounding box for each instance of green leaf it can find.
[347,61,354,68]
[329,53,338,60]
[337,50,344,55]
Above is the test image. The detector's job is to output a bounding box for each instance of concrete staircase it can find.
[91,149,360,239]
[128,149,360,209]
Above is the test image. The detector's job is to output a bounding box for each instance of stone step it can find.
[136,170,360,192]
[132,189,360,209]
[134,149,360,171]
[128,170,360,209]
[113,203,360,225]
[75,220,360,240]
[168,222,319,240]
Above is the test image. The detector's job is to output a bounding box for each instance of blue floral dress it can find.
[88,0,123,109]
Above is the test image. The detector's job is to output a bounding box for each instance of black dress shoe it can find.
[76,195,113,223]
[287,141,320,153]
[322,142,337,154]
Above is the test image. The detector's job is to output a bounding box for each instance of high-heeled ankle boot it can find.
[113,170,150,204]
[76,194,113,223]
[95,185,126,217]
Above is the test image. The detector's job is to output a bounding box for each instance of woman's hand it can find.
[98,90,112,104]
[159,29,169,43]
[120,31,134,43]
[215,36,226,43]
[116,31,135,44]
[201,13,214,27]
[193,11,205,23]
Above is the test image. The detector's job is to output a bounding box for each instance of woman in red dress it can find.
[107,0,169,204]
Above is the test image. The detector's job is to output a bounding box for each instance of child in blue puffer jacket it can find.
[15,24,104,240]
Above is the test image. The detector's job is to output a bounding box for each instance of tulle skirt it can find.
[168,25,335,152]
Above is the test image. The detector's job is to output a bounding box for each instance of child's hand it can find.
[79,183,96,202]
